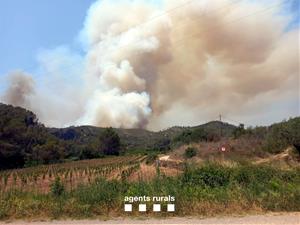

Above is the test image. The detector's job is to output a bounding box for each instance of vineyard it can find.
[0,156,299,220]
[0,155,144,193]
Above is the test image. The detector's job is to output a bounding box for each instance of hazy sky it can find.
[0,0,299,129]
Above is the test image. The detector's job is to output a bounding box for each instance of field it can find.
[0,104,299,221]
[0,156,144,193]
[0,152,299,220]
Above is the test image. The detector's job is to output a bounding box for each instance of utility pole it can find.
[219,114,224,161]
[219,114,222,138]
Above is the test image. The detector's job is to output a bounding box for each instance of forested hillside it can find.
[0,103,299,170]
[0,103,65,168]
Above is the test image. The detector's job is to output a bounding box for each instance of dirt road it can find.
[1,213,299,225]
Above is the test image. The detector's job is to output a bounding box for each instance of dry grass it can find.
[254,147,300,169]
[128,163,182,182]
[168,140,299,169]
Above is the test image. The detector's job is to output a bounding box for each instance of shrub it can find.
[50,177,65,197]
[74,178,125,207]
[182,164,231,187]
[185,147,197,158]
[146,152,158,165]
[173,126,221,146]
[233,123,246,139]
[153,138,171,152]
[231,166,253,186]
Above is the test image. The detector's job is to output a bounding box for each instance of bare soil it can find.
[2,212,299,225]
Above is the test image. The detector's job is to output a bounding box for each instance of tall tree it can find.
[99,128,120,155]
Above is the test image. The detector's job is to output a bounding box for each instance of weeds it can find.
[50,177,64,197]
[0,163,299,220]
[185,147,197,158]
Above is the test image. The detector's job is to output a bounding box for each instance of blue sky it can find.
[0,0,95,77]
[282,0,299,30]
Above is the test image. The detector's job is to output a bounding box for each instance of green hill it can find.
[0,103,299,170]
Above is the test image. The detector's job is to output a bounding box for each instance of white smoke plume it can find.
[1,0,299,129]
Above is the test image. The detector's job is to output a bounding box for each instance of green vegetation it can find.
[233,117,300,154]
[0,104,125,169]
[145,152,158,165]
[233,124,246,139]
[0,104,172,169]
[0,155,143,193]
[184,147,197,158]
[1,102,299,221]
[174,127,216,145]
[263,117,300,154]
[1,103,300,170]
[99,127,120,156]
[172,122,236,146]
[50,177,64,197]
[0,163,298,220]
[0,103,52,169]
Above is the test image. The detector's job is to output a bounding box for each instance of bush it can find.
[153,138,171,152]
[146,152,158,165]
[50,177,65,197]
[233,123,246,139]
[173,126,221,146]
[182,164,231,187]
[74,178,125,208]
[185,147,197,158]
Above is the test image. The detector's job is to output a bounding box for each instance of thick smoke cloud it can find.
[1,0,299,130]
[3,71,35,108]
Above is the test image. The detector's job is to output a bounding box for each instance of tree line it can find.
[0,104,121,169]
[0,103,299,170]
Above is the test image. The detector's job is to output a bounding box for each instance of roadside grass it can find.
[0,163,299,220]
